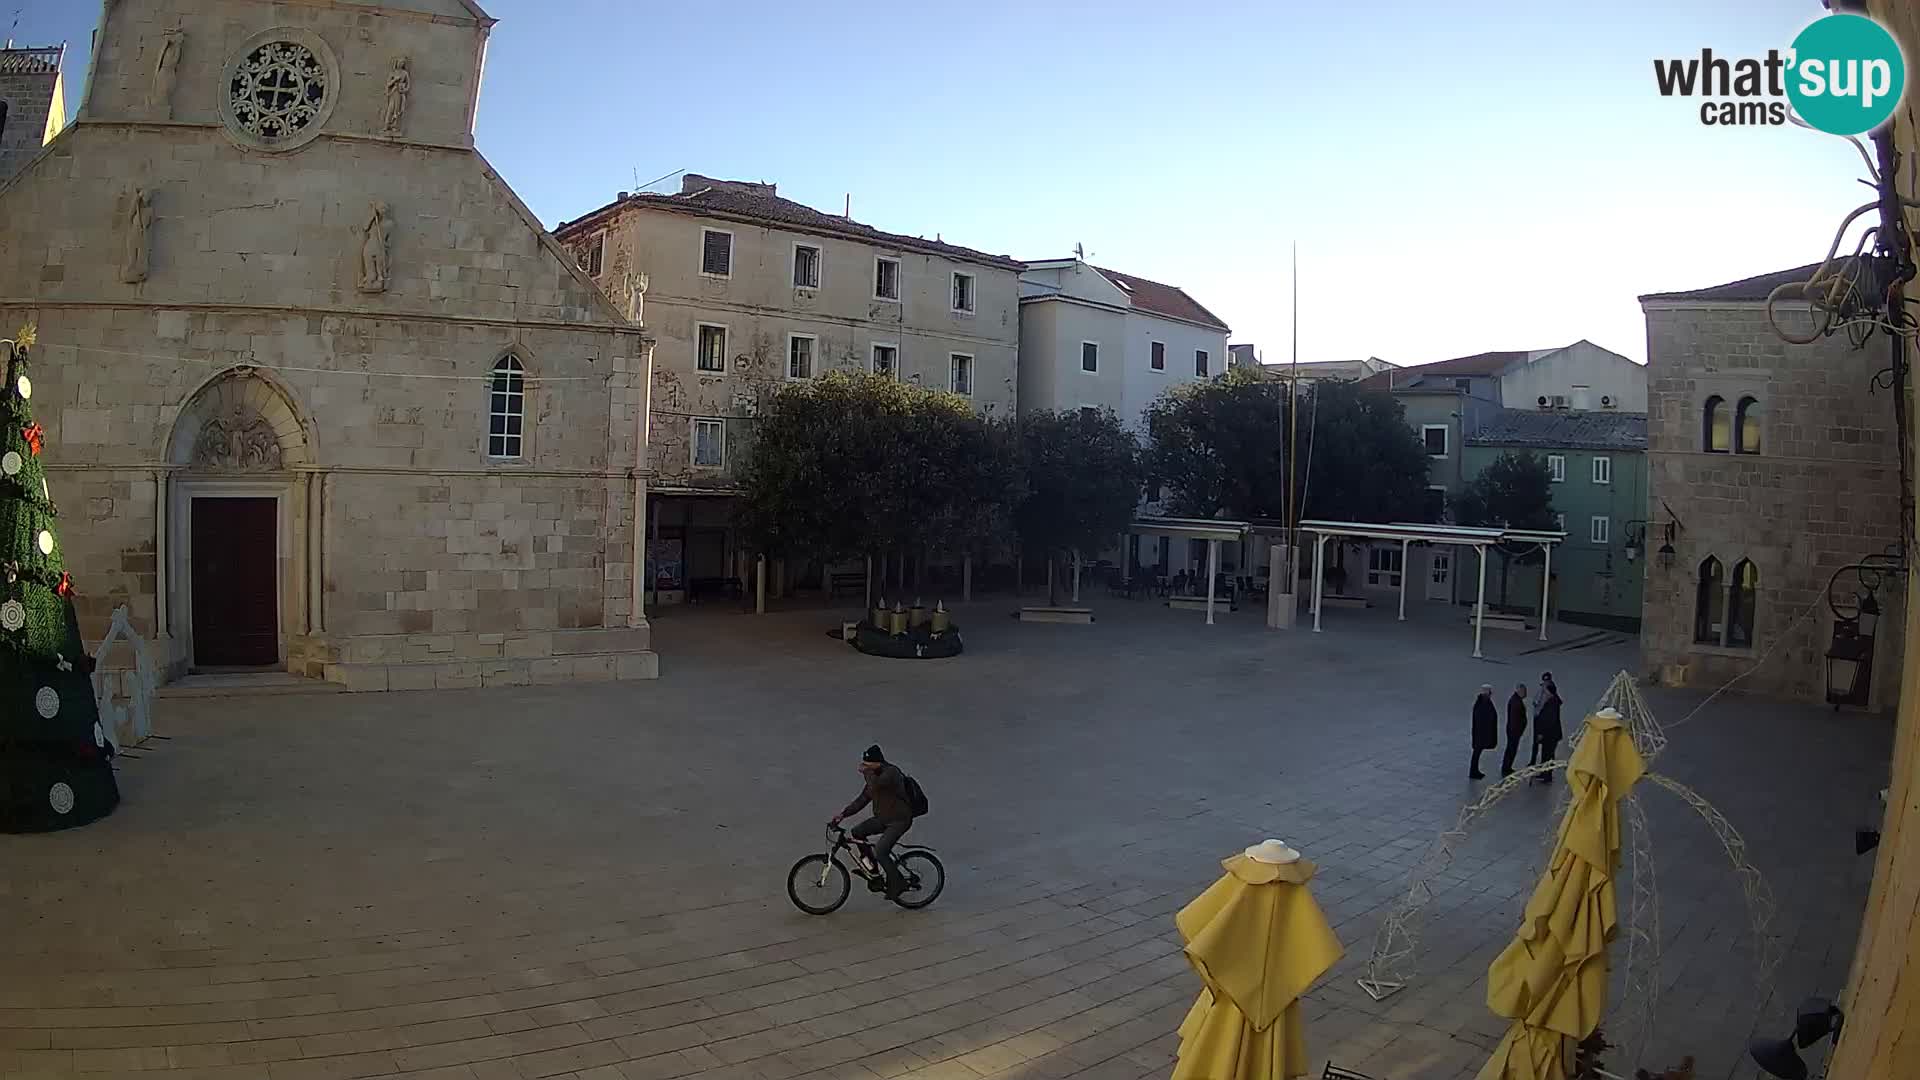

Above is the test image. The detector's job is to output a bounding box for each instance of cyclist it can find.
[829,744,912,899]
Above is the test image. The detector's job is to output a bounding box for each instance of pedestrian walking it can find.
[1531,674,1564,784]
[1500,683,1529,778]
[1470,684,1498,779]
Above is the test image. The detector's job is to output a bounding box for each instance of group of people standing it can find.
[1471,672,1563,782]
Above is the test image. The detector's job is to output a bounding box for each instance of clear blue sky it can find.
[16,0,1885,364]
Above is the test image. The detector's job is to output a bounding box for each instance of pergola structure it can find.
[1124,516,1251,625]
[1297,520,1566,658]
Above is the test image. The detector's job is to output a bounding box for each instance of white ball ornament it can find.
[34,686,58,718]
[37,530,52,555]
[1,452,19,476]
[48,782,74,815]
[0,600,23,632]
[16,375,30,400]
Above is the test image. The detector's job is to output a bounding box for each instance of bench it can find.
[829,572,867,598]
[1017,606,1094,624]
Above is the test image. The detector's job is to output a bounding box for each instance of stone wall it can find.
[0,48,64,188]
[1641,301,1904,707]
[0,0,656,689]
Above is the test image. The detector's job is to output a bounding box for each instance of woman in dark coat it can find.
[1532,674,1565,783]
[1471,684,1499,779]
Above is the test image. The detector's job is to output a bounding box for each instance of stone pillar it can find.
[1267,543,1296,629]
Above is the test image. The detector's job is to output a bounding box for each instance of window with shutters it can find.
[700,228,732,277]
[1422,424,1449,458]
[1547,454,1565,482]
[1591,456,1612,484]
[696,324,727,374]
[792,243,821,289]
[1151,341,1165,371]
[951,272,975,313]
[692,419,725,468]
[1589,515,1610,545]
[1195,350,1210,377]
[874,256,900,301]
[949,353,973,395]
[871,343,898,379]
[577,233,604,277]
[787,334,815,380]
[1081,342,1099,373]
[487,354,525,459]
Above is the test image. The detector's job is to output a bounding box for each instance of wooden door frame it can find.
[171,480,292,670]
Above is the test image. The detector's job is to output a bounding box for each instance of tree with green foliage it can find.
[0,328,118,832]
[1015,408,1143,604]
[1450,450,1557,607]
[734,372,1019,588]
[1143,372,1431,524]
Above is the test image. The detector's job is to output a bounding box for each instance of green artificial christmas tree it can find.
[0,326,118,832]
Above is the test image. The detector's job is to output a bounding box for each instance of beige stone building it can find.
[1639,265,1903,710]
[0,0,658,690]
[0,43,67,188]
[554,176,1020,602]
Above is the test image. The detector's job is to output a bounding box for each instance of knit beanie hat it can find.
[862,744,885,764]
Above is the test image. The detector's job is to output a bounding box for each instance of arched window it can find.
[1735,396,1760,454]
[1727,559,1758,647]
[1703,395,1730,453]
[1694,556,1725,643]
[487,354,525,459]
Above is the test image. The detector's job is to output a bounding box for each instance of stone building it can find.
[1639,265,1903,710]
[0,0,658,690]
[0,43,67,188]
[553,176,1020,603]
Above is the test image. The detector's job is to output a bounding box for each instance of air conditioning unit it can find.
[1537,395,1550,409]
[1601,394,1616,409]
[1550,395,1570,410]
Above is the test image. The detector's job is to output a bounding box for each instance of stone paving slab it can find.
[0,597,1895,1080]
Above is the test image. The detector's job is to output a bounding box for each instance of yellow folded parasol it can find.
[1478,709,1646,1080]
[1173,840,1344,1080]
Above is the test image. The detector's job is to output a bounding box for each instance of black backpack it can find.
[902,773,930,817]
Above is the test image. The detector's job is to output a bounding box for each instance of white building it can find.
[1017,258,1230,426]
[1362,340,1646,413]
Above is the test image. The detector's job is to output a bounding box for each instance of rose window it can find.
[228,41,328,142]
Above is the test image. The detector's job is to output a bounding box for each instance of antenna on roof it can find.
[1072,242,1085,261]
[844,193,851,219]
[633,167,685,194]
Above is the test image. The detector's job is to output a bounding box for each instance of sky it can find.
[13,0,1890,366]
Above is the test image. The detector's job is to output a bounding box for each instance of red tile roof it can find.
[1357,349,1528,391]
[1091,267,1230,332]
[556,181,1022,271]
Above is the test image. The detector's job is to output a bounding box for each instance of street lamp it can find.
[1825,591,1880,707]
[1749,997,1843,1079]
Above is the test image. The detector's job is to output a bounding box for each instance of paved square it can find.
[0,598,1894,1080]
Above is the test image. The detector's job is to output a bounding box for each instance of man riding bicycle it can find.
[829,744,912,900]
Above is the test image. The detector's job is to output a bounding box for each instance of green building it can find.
[1463,410,1648,631]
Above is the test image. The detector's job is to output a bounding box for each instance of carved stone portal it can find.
[192,407,285,471]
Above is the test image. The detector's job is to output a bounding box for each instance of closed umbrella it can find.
[1173,839,1343,1080]
[1478,708,1646,1080]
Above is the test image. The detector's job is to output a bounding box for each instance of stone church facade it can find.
[0,0,658,690]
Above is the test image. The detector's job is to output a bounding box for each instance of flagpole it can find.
[1288,242,1300,546]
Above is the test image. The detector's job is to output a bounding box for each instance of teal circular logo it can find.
[1788,14,1906,136]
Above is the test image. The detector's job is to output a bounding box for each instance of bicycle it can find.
[786,824,945,914]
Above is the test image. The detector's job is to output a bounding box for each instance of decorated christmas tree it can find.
[0,327,117,832]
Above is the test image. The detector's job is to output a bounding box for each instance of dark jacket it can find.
[1472,695,1499,750]
[1506,692,1529,739]
[1535,686,1564,741]
[842,763,912,823]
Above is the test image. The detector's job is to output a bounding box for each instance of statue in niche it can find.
[381,56,410,135]
[358,200,391,293]
[151,28,184,119]
[121,187,153,284]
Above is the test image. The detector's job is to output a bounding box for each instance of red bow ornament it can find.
[55,571,72,599]
[21,422,43,456]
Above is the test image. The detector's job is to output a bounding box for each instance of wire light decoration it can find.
[1356,671,1780,1063]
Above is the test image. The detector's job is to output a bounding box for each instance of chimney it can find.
[680,173,776,198]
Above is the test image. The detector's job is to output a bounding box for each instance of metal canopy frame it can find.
[1126,517,1252,626]
[1297,519,1567,658]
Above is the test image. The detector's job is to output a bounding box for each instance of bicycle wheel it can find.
[890,850,945,909]
[787,854,850,915]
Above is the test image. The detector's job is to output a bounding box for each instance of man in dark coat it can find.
[830,744,913,897]
[1531,675,1565,784]
[1500,683,1530,778]
[1471,684,1498,779]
